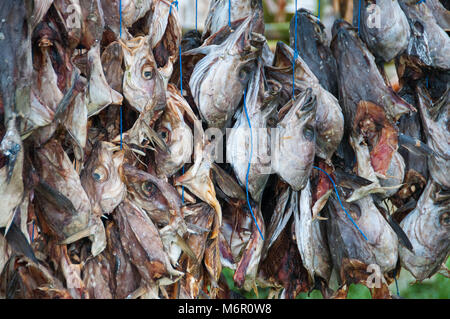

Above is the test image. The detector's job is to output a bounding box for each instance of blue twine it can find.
[416,0,426,4]
[292,0,298,100]
[318,0,321,20]
[31,220,35,243]
[312,166,369,241]
[195,0,198,31]
[243,89,264,240]
[228,0,231,27]
[169,0,178,15]
[119,0,123,150]
[169,0,185,204]
[393,268,400,296]
[357,0,361,35]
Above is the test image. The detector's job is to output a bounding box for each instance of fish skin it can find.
[53,0,83,50]
[180,203,214,299]
[104,221,141,299]
[34,140,91,242]
[399,0,450,70]
[120,36,165,114]
[154,84,193,178]
[122,163,187,237]
[290,8,339,96]
[266,42,344,161]
[101,41,124,93]
[148,0,182,87]
[202,0,264,40]
[399,180,450,281]
[86,44,123,117]
[325,191,399,277]
[80,141,126,216]
[357,0,410,63]
[273,89,316,191]
[0,120,24,230]
[331,19,414,127]
[294,181,332,285]
[416,86,450,189]
[188,17,258,129]
[424,0,450,30]
[226,61,279,203]
[113,198,183,286]
[233,202,265,292]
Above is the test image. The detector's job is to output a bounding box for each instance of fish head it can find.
[81,141,126,216]
[275,89,317,191]
[154,84,193,177]
[120,36,166,113]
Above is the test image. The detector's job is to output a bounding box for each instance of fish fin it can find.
[1,223,38,263]
[211,163,246,201]
[35,181,78,216]
[398,133,436,157]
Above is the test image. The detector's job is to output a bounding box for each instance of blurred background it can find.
[176,0,449,299]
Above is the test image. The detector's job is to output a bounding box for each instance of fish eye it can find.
[440,212,450,226]
[92,166,108,182]
[239,67,250,82]
[142,181,158,197]
[142,66,154,80]
[159,128,170,142]
[303,126,315,141]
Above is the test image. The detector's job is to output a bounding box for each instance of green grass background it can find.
[222,258,449,299]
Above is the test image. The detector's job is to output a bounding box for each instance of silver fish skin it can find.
[424,0,450,30]
[202,0,264,39]
[326,192,399,275]
[399,0,450,70]
[331,20,414,127]
[188,17,259,129]
[294,181,332,284]
[416,86,450,189]
[273,89,316,192]
[399,180,450,281]
[357,0,410,63]
[226,61,279,202]
[267,42,344,161]
[289,8,339,96]
[155,84,193,178]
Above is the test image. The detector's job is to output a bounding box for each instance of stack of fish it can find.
[0,0,448,299]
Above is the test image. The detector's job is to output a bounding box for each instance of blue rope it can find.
[357,0,361,35]
[416,0,426,4]
[318,0,321,20]
[31,220,35,243]
[312,166,369,241]
[119,0,123,150]
[169,0,185,204]
[243,89,264,240]
[195,0,198,31]
[393,268,400,296]
[292,0,298,100]
[228,0,231,27]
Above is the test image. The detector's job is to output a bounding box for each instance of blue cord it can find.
[228,0,231,27]
[393,268,400,296]
[195,0,198,31]
[416,0,426,4]
[169,0,178,15]
[31,220,35,243]
[312,166,369,241]
[169,0,185,204]
[292,0,298,100]
[243,89,264,240]
[318,0,321,20]
[119,0,123,150]
[357,0,361,35]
